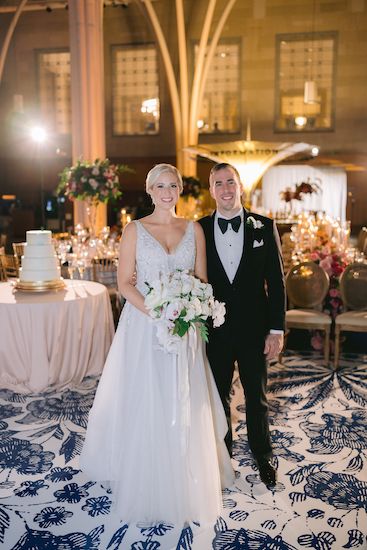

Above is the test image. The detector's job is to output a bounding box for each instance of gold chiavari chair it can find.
[0,256,7,282]
[53,232,71,240]
[285,261,332,365]
[334,263,367,369]
[356,226,367,252]
[0,254,19,278]
[281,232,294,275]
[92,257,121,325]
[12,242,26,266]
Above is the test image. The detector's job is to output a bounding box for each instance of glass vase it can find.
[86,198,99,238]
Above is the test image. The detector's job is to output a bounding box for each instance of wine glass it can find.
[66,254,77,280]
[77,258,87,280]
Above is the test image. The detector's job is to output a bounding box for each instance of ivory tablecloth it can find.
[0,280,115,392]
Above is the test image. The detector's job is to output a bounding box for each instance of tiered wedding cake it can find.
[18,230,64,289]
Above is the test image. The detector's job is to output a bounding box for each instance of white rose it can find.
[201,301,211,317]
[183,305,196,322]
[144,288,163,310]
[89,178,98,189]
[181,278,194,295]
[155,321,179,353]
[203,283,213,299]
[191,297,202,316]
[169,279,182,297]
[92,166,100,176]
[212,300,226,328]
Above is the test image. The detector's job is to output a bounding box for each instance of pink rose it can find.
[329,288,340,298]
[310,252,319,261]
[332,263,343,276]
[330,298,340,310]
[320,257,333,276]
[311,333,323,351]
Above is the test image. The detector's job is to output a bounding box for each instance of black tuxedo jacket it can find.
[199,209,285,340]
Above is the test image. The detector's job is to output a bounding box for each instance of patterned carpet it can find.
[0,351,366,550]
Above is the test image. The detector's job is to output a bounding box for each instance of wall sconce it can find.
[304,80,318,105]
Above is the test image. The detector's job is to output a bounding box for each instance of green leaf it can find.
[198,322,209,342]
[173,319,190,337]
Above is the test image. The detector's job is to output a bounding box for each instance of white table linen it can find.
[0,280,114,392]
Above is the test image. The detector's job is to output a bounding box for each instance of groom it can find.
[199,162,285,488]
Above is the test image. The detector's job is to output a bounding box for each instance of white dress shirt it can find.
[214,209,244,284]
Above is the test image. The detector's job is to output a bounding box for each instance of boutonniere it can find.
[246,216,264,229]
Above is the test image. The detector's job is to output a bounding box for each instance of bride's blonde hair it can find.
[146,163,183,193]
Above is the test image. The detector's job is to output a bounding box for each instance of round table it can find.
[0,280,115,393]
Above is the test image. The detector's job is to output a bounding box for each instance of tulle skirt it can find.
[79,302,234,526]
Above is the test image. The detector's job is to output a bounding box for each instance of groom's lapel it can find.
[233,208,252,284]
[210,211,231,285]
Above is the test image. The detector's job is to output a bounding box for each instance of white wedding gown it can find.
[80,220,234,526]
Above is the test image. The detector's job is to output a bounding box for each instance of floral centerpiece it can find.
[57,158,130,203]
[57,158,131,235]
[144,269,225,353]
[176,176,204,220]
[280,177,321,203]
[309,248,348,352]
[290,213,351,352]
[181,176,202,199]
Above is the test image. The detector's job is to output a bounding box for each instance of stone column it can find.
[68,0,106,230]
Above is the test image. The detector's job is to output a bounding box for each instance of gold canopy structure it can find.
[186,140,317,205]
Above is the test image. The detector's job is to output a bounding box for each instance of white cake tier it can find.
[22,244,56,258]
[22,257,59,270]
[26,230,52,246]
[19,266,61,282]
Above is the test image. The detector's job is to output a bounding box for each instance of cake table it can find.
[0,280,115,392]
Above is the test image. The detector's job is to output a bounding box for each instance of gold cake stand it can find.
[14,278,66,292]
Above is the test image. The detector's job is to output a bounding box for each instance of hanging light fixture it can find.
[304,0,319,104]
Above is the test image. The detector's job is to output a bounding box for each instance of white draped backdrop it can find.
[261,165,347,221]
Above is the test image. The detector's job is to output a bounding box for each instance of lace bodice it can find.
[135,220,196,294]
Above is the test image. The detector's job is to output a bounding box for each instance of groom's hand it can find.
[264,333,284,361]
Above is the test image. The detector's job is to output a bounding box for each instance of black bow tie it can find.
[218,215,241,234]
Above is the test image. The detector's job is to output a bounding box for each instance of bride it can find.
[80,163,234,526]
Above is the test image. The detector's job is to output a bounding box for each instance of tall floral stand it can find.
[176,196,199,220]
[73,199,107,236]
[176,191,215,220]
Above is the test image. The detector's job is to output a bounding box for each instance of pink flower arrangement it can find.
[57,158,131,203]
[306,247,348,352]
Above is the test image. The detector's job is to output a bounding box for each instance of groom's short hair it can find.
[209,163,241,183]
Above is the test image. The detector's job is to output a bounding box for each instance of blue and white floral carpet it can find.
[0,351,366,550]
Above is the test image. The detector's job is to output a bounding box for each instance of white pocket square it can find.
[253,239,264,248]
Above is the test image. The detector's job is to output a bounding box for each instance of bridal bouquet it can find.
[144,270,226,353]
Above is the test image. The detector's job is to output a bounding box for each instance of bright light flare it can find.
[30,126,47,143]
